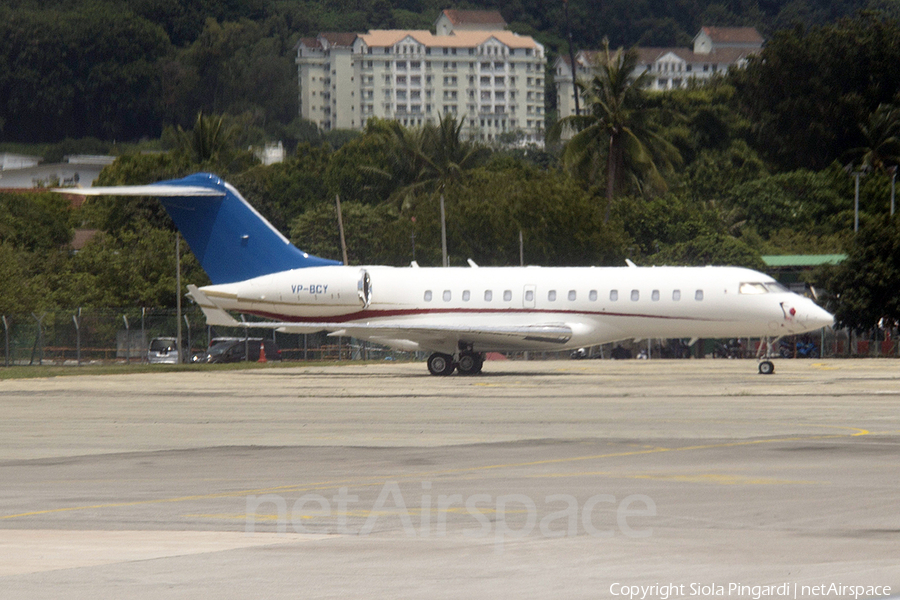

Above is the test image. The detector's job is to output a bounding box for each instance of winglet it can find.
[186,285,242,327]
[625,259,638,268]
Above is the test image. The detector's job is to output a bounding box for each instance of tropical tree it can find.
[846,103,900,174]
[550,39,681,219]
[819,215,900,332]
[366,115,491,265]
[371,115,491,207]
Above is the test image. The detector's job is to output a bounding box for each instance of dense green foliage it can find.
[0,0,886,144]
[2,6,900,330]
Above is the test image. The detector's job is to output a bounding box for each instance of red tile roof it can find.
[442,9,506,27]
[700,26,764,45]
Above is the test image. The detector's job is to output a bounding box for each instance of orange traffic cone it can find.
[258,341,267,363]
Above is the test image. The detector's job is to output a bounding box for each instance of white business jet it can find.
[59,173,833,375]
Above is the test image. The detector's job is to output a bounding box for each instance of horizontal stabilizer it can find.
[186,285,242,327]
[53,185,225,197]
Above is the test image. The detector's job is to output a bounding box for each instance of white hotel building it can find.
[295,10,547,143]
[554,27,764,120]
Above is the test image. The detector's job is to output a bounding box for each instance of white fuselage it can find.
[200,265,833,354]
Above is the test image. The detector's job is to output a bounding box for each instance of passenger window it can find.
[462,290,471,301]
[651,290,660,301]
[443,290,451,301]
[503,290,512,301]
[695,289,704,301]
[589,290,598,301]
[631,289,639,301]
[484,290,492,301]
[568,290,576,301]
[524,290,534,302]
[673,289,681,301]
[548,290,557,301]
[610,290,618,301]
[424,290,433,301]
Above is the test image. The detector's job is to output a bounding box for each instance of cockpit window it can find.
[739,282,768,294]
[739,281,791,294]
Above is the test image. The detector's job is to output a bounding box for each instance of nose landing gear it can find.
[756,336,781,375]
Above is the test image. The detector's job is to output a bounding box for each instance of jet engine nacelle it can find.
[206,266,372,318]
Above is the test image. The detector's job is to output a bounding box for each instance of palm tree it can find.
[550,39,681,221]
[848,103,900,173]
[370,115,490,265]
[177,111,237,164]
[374,114,489,202]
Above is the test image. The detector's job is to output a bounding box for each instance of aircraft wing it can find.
[320,322,573,349]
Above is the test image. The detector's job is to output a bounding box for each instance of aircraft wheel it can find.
[758,360,775,375]
[457,352,483,376]
[427,352,456,376]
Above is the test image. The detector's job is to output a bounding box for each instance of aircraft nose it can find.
[804,304,834,330]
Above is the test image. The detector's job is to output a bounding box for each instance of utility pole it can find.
[335,194,349,265]
[440,193,448,267]
[176,234,183,363]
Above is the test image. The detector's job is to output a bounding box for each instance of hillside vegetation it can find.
[0,3,899,332]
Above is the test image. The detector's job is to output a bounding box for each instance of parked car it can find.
[147,337,187,364]
[195,339,281,364]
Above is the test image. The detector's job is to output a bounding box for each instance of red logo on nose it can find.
[790,307,796,316]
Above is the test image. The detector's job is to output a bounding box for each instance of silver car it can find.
[147,337,184,364]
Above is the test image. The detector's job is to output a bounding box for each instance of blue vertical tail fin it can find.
[153,173,340,284]
[58,172,341,284]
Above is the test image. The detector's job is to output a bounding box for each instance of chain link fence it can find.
[0,307,414,366]
[0,308,895,367]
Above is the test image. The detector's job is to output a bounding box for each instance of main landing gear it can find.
[426,349,484,376]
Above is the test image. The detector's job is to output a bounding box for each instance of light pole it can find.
[890,166,896,217]
[852,171,864,232]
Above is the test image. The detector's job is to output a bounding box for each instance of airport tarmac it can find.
[0,358,898,599]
